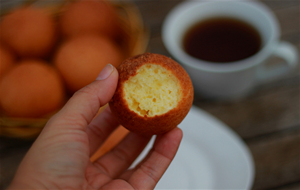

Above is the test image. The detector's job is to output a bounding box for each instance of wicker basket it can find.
[0,0,149,139]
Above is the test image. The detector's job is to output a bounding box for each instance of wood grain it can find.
[134,0,183,37]
[273,181,300,190]
[194,80,300,139]
[247,127,300,189]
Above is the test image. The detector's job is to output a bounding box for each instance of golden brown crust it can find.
[1,7,57,58]
[109,53,194,136]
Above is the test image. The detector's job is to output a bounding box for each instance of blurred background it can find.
[0,0,299,189]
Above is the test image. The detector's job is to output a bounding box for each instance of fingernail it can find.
[96,64,114,80]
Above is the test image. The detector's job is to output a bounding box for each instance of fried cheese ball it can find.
[1,60,65,118]
[59,0,120,40]
[0,7,57,58]
[109,53,194,136]
[54,35,123,93]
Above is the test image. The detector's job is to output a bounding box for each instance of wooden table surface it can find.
[1,0,299,189]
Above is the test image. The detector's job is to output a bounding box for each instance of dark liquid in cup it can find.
[183,17,262,63]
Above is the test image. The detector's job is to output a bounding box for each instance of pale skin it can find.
[8,64,183,190]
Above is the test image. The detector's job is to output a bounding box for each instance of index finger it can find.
[127,127,183,189]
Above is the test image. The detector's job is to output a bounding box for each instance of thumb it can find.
[49,64,118,130]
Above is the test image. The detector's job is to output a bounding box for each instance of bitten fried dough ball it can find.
[54,35,123,93]
[0,45,16,78]
[109,53,194,136]
[0,60,65,118]
[59,0,120,39]
[0,7,56,58]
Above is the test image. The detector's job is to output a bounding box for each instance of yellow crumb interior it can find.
[124,64,181,117]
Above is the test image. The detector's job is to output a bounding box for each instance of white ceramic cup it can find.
[162,0,298,99]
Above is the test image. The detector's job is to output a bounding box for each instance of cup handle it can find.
[256,41,298,82]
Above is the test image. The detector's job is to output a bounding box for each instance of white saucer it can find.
[131,106,254,189]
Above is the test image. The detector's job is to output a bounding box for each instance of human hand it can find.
[8,64,183,190]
